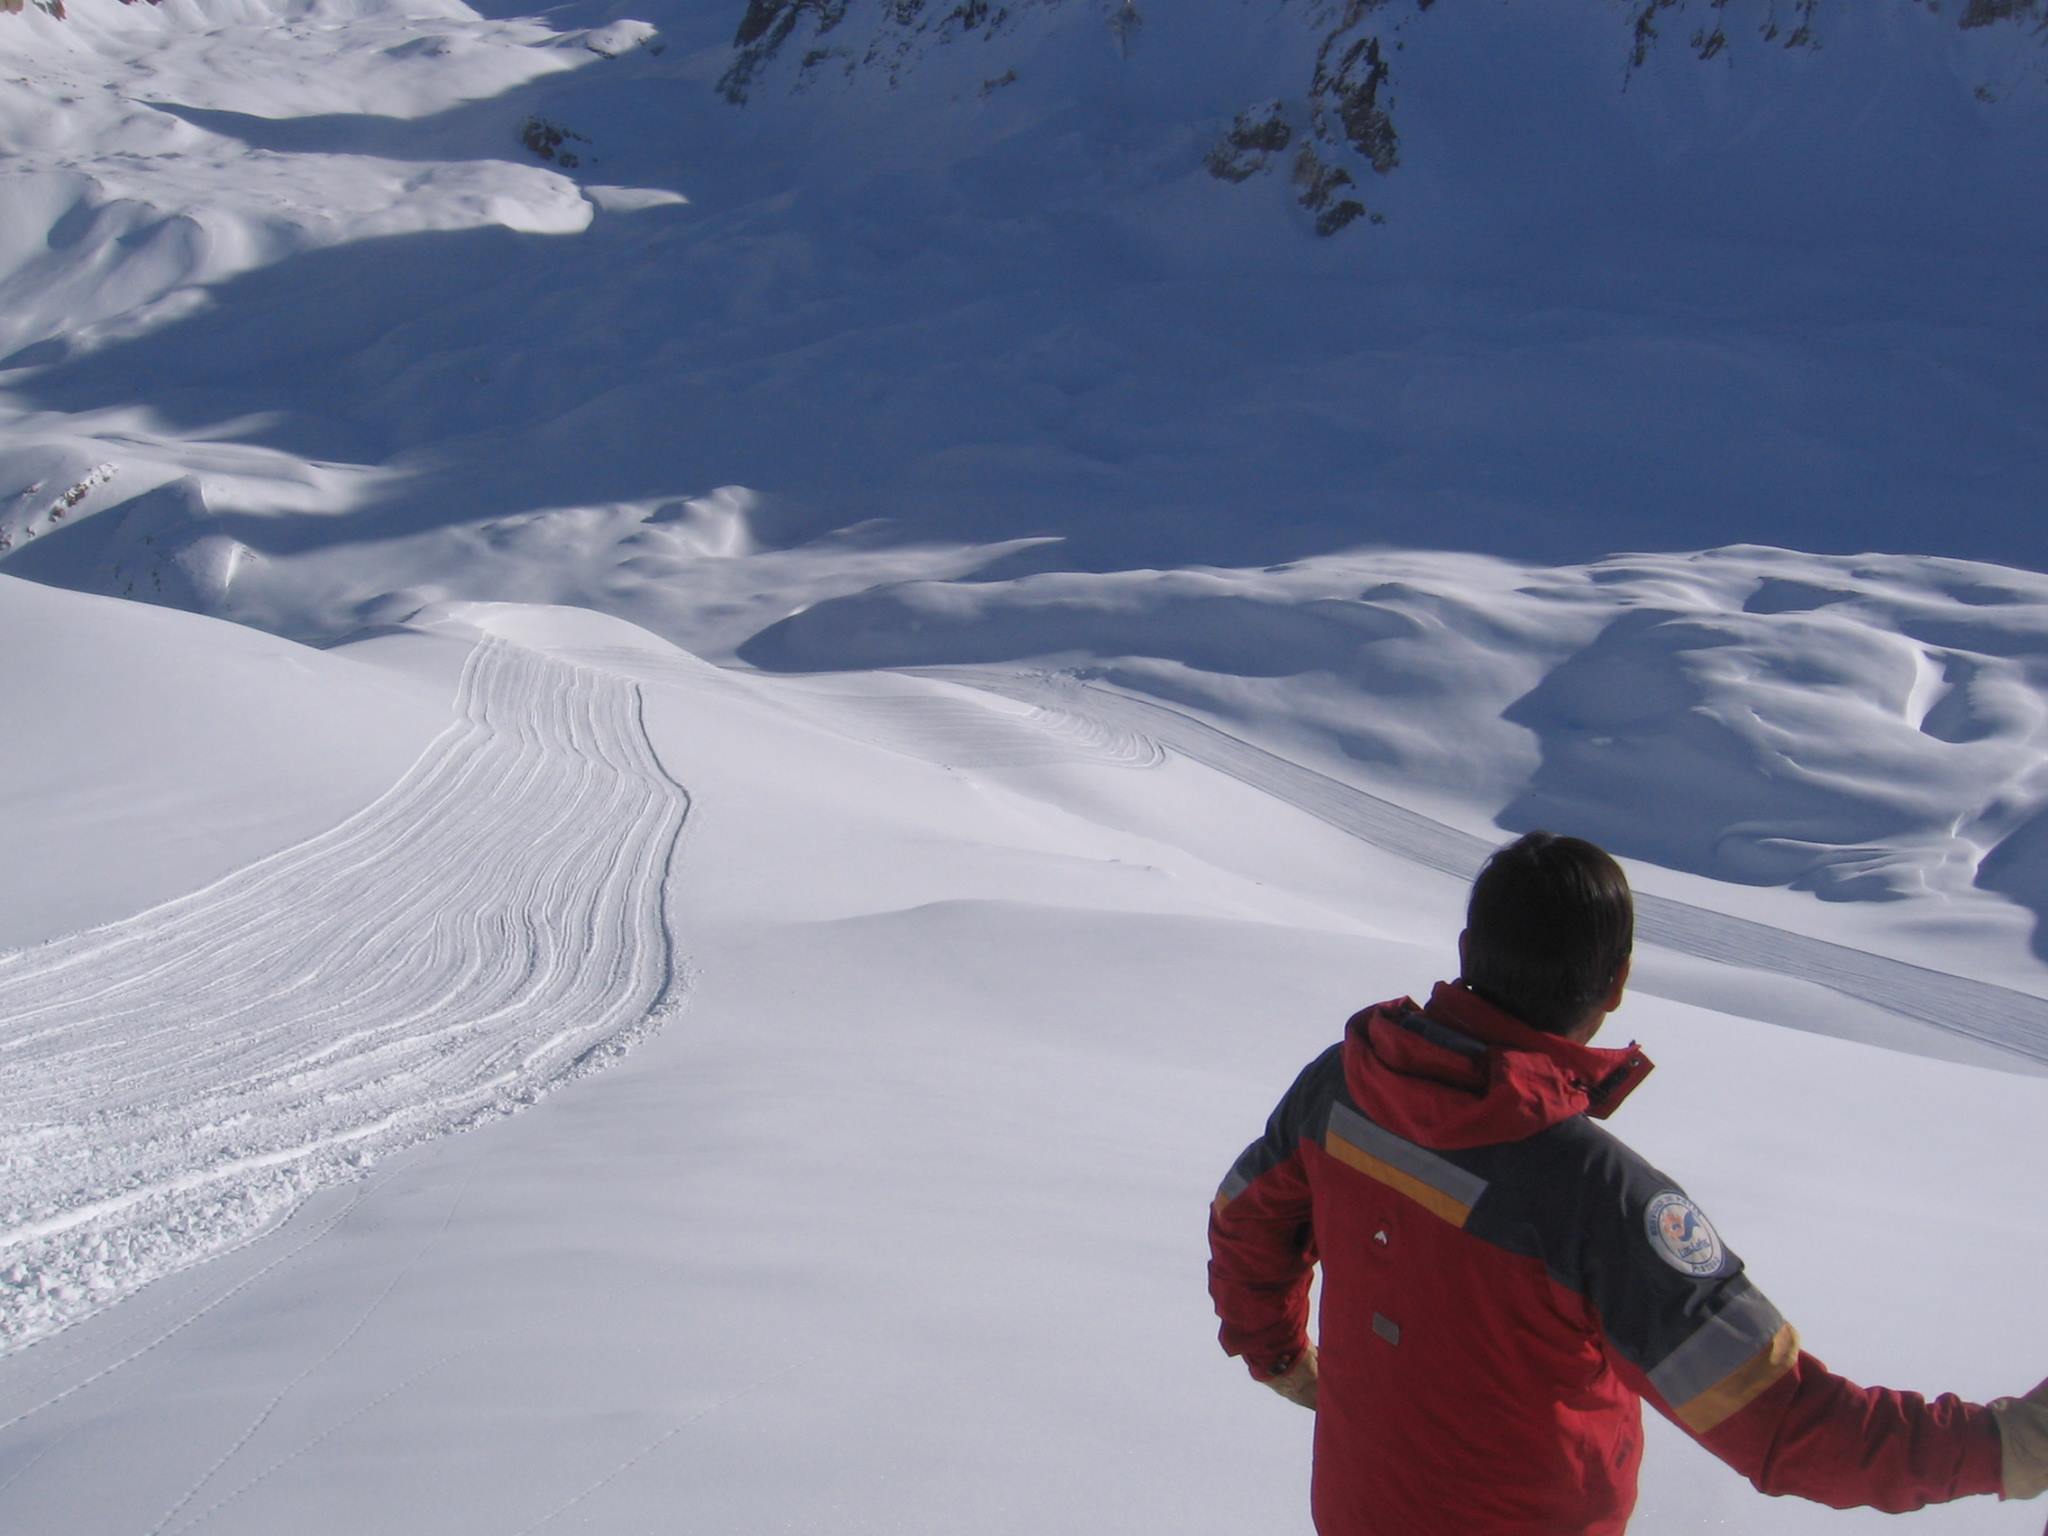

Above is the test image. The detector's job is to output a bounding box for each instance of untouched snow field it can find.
[1,0,2046,1532]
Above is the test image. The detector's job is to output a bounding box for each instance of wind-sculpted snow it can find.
[935,668,2048,1069]
[0,637,690,1349]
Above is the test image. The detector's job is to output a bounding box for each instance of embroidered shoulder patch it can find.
[1645,1190,1725,1277]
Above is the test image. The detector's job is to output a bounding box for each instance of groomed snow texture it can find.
[0,636,689,1347]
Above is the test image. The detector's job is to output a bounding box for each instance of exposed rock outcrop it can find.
[1291,146,1367,236]
[1204,101,1292,184]
[1310,25,1397,175]
[520,116,589,169]
[721,0,1012,102]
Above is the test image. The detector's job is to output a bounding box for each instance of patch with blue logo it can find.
[1645,1190,1725,1277]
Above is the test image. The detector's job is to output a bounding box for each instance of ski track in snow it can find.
[782,689,1166,770]
[927,668,2048,1068]
[560,645,1165,770]
[0,637,691,1350]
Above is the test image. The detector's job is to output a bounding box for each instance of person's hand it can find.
[1992,1376,2048,1500]
[1264,1345,1318,1412]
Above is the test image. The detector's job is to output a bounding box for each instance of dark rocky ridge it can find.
[716,0,2046,238]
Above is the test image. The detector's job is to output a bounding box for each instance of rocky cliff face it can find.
[714,0,2045,237]
[715,0,1422,234]
[722,0,1024,101]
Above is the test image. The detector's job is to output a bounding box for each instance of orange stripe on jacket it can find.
[1324,1129,1474,1228]
[1676,1322,1802,1434]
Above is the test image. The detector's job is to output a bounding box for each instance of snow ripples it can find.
[0,637,690,1349]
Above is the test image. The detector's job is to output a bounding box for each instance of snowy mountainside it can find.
[1,0,2046,961]
[0,587,2043,1535]
[717,0,2048,236]
[0,5,2045,1522]
[1,0,2043,572]
[743,545,2048,975]
[717,0,1408,235]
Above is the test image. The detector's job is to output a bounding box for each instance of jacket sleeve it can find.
[1690,1347,2005,1509]
[1584,1178,2005,1509]
[1207,1048,1334,1380]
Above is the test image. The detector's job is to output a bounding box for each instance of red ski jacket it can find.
[1208,982,2006,1535]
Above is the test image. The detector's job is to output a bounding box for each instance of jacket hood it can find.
[1342,981,1653,1150]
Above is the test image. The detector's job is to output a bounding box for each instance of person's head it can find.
[1458,831,1633,1040]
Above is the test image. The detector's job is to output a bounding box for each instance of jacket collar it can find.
[1341,981,1653,1150]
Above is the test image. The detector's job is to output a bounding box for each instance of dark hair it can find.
[1463,832,1634,1035]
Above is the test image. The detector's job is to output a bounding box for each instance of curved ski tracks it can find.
[0,637,691,1349]
[930,668,2048,1068]
[785,691,1166,770]
[561,645,1163,771]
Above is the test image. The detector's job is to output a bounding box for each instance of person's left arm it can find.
[1584,1177,2005,1510]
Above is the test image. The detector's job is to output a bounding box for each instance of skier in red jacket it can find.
[1208,831,2048,1534]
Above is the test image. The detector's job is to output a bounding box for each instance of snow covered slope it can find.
[2,0,2045,957]
[0,611,689,1347]
[0,601,2041,1536]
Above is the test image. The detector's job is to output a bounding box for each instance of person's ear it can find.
[1603,955,1632,1013]
[1457,929,1470,977]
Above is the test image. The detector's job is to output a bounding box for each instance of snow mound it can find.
[642,485,770,558]
[741,546,2048,960]
[4,476,252,614]
[1503,571,2048,906]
